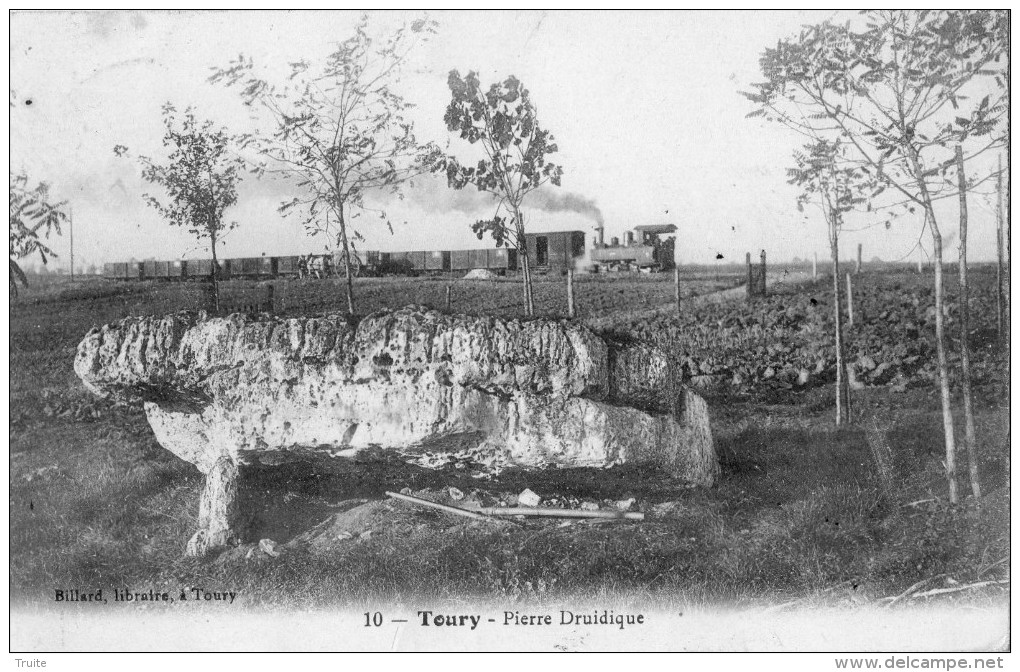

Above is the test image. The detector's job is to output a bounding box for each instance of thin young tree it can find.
[995,155,1005,350]
[9,171,66,299]
[953,146,980,498]
[787,139,872,425]
[116,104,244,312]
[743,10,1007,503]
[210,15,439,315]
[908,16,1006,501]
[438,71,564,317]
[900,12,1005,501]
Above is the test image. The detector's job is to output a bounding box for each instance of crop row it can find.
[605,271,1009,394]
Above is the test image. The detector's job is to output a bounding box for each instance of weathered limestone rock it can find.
[185,455,240,557]
[75,306,717,556]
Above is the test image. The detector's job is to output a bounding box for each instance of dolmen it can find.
[75,306,718,556]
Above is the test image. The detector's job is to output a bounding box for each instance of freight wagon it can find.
[187,258,216,278]
[524,231,586,275]
[448,247,520,274]
[104,262,142,281]
[101,224,672,284]
[226,257,274,278]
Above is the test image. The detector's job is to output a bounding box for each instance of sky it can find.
[9,10,1008,271]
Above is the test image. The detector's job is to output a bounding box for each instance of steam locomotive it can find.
[587,224,677,272]
[102,226,677,281]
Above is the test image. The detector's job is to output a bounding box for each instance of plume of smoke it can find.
[401,174,498,214]
[394,176,604,233]
[528,188,604,228]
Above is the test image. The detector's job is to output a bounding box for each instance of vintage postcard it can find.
[8,9,1010,660]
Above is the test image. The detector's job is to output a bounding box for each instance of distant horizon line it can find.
[23,258,1006,275]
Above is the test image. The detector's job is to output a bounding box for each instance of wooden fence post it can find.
[445,284,452,312]
[266,283,276,314]
[674,266,681,314]
[856,243,862,274]
[760,249,767,297]
[846,272,854,327]
[813,252,817,281]
[746,252,752,298]
[566,269,575,319]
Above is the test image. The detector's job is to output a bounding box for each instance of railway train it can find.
[102,226,678,281]
[588,223,677,272]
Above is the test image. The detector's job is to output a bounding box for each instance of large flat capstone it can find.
[75,306,717,555]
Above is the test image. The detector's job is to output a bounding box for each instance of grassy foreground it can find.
[8,270,1009,611]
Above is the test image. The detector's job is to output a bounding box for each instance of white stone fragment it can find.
[517,488,541,507]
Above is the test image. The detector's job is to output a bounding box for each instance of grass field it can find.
[8,268,1009,612]
[10,269,743,322]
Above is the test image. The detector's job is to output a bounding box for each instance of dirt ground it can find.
[8,268,1010,613]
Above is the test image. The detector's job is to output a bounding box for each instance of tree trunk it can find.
[956,146,980,499]
[337,203,355,316]
[907,146,959,504]
[520,244,534,317]
[10,262,19,301]
[830,222,851,426]
[930,219,959,504]
[515,210,534,317]
[210,231,220,313]
[674,266,681,313]
[566,268,575,318]
[846,271,854,328]
[996,155,1005,351]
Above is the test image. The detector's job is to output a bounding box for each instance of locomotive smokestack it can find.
[596,225,604,247]
[611,236,620,246]
[624,231,634,246]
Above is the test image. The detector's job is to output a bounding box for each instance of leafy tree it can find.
[116,104,243,311]
[788,139,875,424]
[744,10,1007,502]
[210,15,439,315]
[438,71,564,317]
[894,15,1006,500]
[9,171,66,299]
